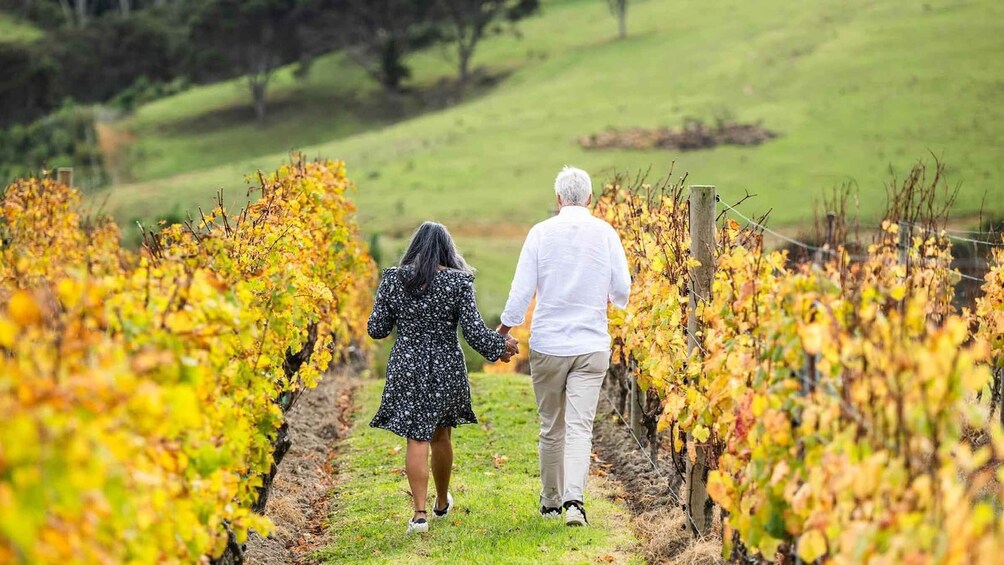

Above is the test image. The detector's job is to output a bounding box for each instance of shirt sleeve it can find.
[367,270,397,339]
[457,278,507,362]
[499,228,538,327]
[608,228,631,310]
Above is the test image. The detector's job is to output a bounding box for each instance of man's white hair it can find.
[554,166,592,206]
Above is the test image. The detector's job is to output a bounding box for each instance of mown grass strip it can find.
[317,373,640,564]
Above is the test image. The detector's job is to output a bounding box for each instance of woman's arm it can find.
[367,270,398,339]
[457,278,507,362]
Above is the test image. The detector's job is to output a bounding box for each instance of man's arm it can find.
[499,229,538,335]
[608,229,631,309]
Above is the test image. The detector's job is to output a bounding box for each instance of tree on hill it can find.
[0,5,186,127]
[188,0,315,123]
[2,0,186,28]
[607,0,627,39]
[323,0,438,93]
[434,0,538,93]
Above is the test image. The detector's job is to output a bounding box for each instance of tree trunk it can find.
[118,0,130,17]
[616,0,627,39]
[379,37,406,93]
[74,0,87,27]
[250,77,268,124]
[252,421,291,514]
[456,43,473,96]
[58,0,73,25]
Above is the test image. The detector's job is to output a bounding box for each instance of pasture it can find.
[94,0,1004,312]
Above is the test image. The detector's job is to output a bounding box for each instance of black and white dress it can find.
[367,266,507,441]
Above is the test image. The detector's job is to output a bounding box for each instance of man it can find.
[498,166,631,527]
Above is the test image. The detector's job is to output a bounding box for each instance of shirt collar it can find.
[558,205,591,216]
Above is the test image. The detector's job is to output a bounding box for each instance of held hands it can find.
[498,330,520,363]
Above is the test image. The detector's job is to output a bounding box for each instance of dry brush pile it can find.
[579,120,777,152]
[0,156,376,563]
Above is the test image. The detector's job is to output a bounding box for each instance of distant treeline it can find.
[0,0,540,128]
[0,103,104,188]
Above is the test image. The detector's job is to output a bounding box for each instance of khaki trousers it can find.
[529,349,610,507]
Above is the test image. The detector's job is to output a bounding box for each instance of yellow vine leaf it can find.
[797,529,827,562]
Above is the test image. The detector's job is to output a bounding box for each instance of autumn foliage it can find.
[0,157,375,563]
[595,173,1004,564]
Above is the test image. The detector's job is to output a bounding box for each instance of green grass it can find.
[93,0,1004,313]
[0,13,43,44]
[318,373,640,564]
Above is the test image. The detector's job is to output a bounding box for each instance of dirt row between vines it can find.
[592,389,724,565]
[244,370,357,564]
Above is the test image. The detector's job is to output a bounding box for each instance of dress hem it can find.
[370,415,479,442]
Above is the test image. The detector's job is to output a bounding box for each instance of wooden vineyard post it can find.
[898,220,912,269]
[813,211,836,266]
[803,211,834,395]
[629,378,645,439]
[685,185,715,536]
[825,212,836,251]
[897,220,912,317]
[57,167,74,187]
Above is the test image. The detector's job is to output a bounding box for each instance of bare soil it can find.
[244,371,357,565]
[592,391,724,565]
[94,121,136,185]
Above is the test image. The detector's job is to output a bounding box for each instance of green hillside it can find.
[0,13,43,44]
[95,0,1004,312]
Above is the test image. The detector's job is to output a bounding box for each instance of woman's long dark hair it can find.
[398,221,472,297]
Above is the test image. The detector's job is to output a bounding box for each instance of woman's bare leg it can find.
[406,439,430,520]
[430,427,453,510]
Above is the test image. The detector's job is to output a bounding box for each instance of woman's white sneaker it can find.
[406,517,429,534]
[432,493,454,519]
[407,511,429,534]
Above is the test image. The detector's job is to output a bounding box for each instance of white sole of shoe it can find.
[565,507,587,527]
[540,506,562,519]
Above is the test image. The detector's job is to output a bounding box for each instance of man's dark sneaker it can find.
[540,505,561,519]
[563,500,587,526]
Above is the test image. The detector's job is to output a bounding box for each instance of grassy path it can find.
[316,373,641,564]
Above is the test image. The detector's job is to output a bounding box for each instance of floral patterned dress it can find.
[367,267,507,441]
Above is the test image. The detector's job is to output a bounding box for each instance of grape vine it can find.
[0,156,375,563]
[596,167,1004,563]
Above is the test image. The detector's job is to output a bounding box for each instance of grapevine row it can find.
[0,156,376,563]
[595,165,1004,564]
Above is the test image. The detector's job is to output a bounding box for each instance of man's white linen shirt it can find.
[500,205,631,357]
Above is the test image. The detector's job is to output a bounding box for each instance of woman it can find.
[367,221,519,535]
